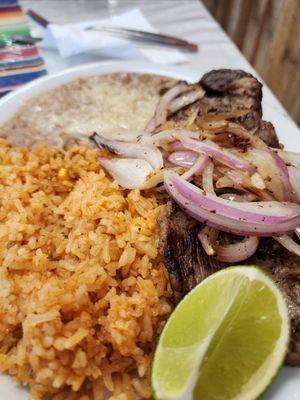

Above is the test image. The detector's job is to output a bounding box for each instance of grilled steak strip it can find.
[158,202,224,302]
[199,69,281,148]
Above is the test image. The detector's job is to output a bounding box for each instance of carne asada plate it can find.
[0,62,299,399]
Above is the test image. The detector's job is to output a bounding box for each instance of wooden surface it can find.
[203,0,300,125]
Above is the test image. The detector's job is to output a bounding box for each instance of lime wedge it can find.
[152,266,290,400]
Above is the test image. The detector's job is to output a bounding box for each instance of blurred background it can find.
[203,0,300,125]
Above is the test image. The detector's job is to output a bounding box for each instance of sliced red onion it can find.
[225,122,267,149]
[165,141,186,152]
[182,101,201,128]
[199,222,260,262]
[182,155,209,180]
[168,151,198,168]
[225,170,247,187]
[202,160,215,194]
[219,170,274,201]
[273,235,300,257]
[270,151,295,201]
[206,132,231,143]
[216,165,230,175]
[200,120,228,133]
[215,236,259,262]
[198,226,218,256]
[181,138,256,173]
[168,87,205,113]
[288,166,300,203]
[163,159,176,169]
[245,149,294,201]
[90,132,163,170]
[99,158,153,189]
[221,169,265,192]
[161,148,175,168]
[143,168,165,189]
[220,193,258,202]
[168,171,300,223]
[201,121,263,147]
[148,129,199,146]
[250,172,266,190]
[164,170,300,236]
[145,82,189,133]
[274,149,300,168]
[216,174,237,190]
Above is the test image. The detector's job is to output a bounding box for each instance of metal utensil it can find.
[85,25,198,52]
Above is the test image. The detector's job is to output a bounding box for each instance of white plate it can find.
[0,61,299,399]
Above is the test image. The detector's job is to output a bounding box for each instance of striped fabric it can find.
[0,0,46,94]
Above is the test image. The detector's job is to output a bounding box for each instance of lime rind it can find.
[152,266,290,400]
[224,268,291,400]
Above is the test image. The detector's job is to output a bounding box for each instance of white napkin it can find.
[39,8,188,64]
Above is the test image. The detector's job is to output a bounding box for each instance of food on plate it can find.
[0,140,172,399]
[0,68,299,399]
[152,266,290,400]
[90,69,300,367]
